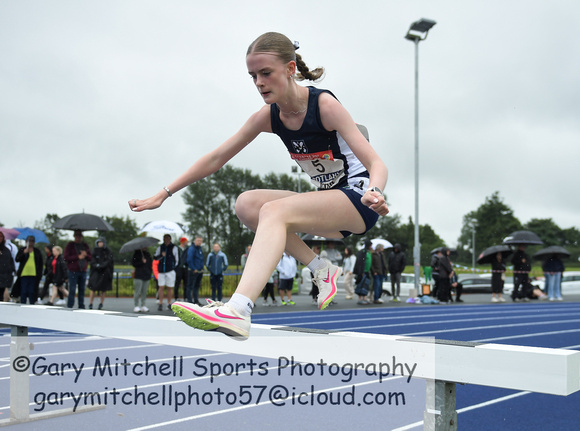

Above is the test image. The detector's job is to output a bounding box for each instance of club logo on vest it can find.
[291,140,308,153]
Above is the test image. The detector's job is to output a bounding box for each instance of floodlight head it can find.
[411,18,437,33]
[405,18,437,42]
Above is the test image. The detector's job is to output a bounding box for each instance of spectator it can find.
[132,247,153,312]
[276,252,297,306]
[174,237,189,301]
[206,242,228,301]
[15,236,44,304]
[88,238,114,310]
[186,235,204,305]
[37,243,55,304]
[491,252,506,303]
[324,241,343,266]
[47,246,69,306]
[3,237,18,302]
[154,234,179,311]
[437,248,454,304]
[240,245,251,270]
[354,240,373,305]
[543,255,565,301]
[449,261,463,303]
[430,249,443,298]
[371,244,387,304]
[262,270,278,306]
[0,231,16,302]
[64,229,92,309]
[388,243,406,303]
[342,246,356,300]
[511,245,531,302]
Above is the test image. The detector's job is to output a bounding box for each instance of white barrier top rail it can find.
[1,303,578,396]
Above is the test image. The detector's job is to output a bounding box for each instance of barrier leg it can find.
[10,326,30,421]
[424,380,457,431]
[1,324,105,428]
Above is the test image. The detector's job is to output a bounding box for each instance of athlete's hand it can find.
[128,190,166,212]
[362,191,389,216]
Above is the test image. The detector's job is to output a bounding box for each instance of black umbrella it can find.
[533,245,571,261]
[477,245,513,265]
[430,246,457,255]
[300,234,344,246]
[53,213,114,231]
[119,237,160,254]
[502,230,543,246]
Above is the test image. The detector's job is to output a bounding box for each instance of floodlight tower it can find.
[405,18,436,293]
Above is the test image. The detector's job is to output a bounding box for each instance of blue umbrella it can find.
[15,227,49,243]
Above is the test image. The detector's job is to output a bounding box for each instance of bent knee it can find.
[235,190,262,227]
[258,199,287,223]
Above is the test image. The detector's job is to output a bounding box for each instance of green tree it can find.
[34,213,67,245]
[397,216,445,265]
[358,214,444,266]
[262,171,314,193]
[457,192,522,263]
[562,227,580,247]
[524,218,563,246]
[182,165,263,265]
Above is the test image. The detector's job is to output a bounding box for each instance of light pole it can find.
[405,18,436,293]
[470,219,478,273]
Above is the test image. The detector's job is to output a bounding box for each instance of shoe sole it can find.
[318,267,341,310]
[171,302,249,341]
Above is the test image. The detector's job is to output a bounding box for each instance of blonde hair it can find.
[247,32,324,82]
[53,245,63,254]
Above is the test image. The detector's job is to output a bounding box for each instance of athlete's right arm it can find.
[130,106,272,212]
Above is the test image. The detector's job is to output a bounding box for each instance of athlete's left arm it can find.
[318,93,389,216]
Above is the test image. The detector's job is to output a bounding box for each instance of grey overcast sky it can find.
[2,0,579,246]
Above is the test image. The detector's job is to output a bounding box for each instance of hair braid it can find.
[295,53,325,82]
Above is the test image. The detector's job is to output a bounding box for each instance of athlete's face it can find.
[246,52,295,104]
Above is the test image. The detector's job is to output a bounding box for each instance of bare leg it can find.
[234,189,365,303]
[167,287,173,305]
[50,285,58,303]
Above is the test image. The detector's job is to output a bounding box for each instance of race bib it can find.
[290,150,345,190]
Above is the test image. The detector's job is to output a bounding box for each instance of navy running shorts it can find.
[338,187,380,238]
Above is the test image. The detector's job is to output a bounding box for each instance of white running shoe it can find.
[313,263,341,310]
[133,306,141,313]
[171,300,250,340]
[141,306,149,312]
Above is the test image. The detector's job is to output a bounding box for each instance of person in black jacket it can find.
[0,231,16,301]
[388,243,407,302]
[353,240,373,305]
[47,245,69,306]
[437,248,454,304]
[15,236,44,304]
[511,245,531,301]
[88,238,114,310]
[491,253,506,303]
[430,249,443,298]
[132,247,153,312]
